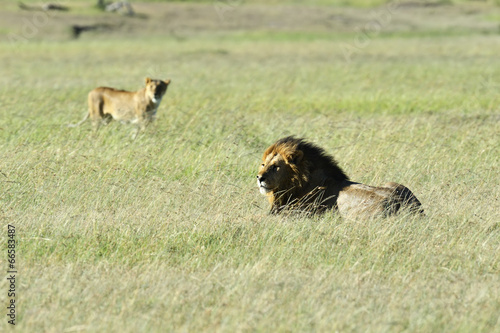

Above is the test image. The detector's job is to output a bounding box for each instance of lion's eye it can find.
[261,164,265,167]
[272,165,279,171]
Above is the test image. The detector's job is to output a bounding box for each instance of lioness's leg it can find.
[101,114,113,126]
[131,109,152,139]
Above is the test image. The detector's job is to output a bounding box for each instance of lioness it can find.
[70,78,171,138]
[257,136,424,218]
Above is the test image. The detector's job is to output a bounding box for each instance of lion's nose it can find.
[257,175,265,182]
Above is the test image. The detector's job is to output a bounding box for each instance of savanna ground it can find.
[1,0,499,332]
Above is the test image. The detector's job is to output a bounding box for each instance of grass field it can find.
[1,1,500,332]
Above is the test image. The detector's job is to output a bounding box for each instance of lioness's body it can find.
[257,137,424,218]
[70,78,170,137]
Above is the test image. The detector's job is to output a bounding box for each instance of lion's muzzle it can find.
[257,175,272,195]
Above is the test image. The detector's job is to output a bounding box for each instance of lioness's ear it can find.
[145,77,152,84]
[291,151,304,165]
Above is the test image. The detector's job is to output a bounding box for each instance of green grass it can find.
[1,2,500,332]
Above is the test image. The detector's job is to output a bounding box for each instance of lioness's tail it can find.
[68,113,89,128]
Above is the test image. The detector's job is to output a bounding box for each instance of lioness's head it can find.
[257,141,305,196]
[145,78,170,104]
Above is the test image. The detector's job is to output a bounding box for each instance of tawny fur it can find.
[69,78,170,137]
[257,136,424,218]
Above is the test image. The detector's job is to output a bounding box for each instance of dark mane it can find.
[276,136,349,182]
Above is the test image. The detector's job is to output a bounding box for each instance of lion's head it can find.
[257,136,349,212]
[145,78,170,104]
[256,148,305,195]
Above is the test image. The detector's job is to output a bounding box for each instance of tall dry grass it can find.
[1,2,499,332]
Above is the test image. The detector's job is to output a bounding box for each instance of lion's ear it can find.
[145,77,152,84]
[164,79,171,85]
[291,150,304,165]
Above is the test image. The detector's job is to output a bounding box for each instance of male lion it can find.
[69,78,171,138]
[257,136,424,218]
